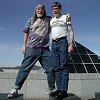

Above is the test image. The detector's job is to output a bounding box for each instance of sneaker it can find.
[55,90,68,100]
[49,90,60,97]
[7,88,18,98]
[60,90,68,98]
[46,88,55,94]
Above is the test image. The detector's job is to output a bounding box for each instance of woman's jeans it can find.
[15,47,55,90]
[51,37,69,91]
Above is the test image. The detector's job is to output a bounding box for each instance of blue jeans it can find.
[51,37,69,91]
[15,47,55,90]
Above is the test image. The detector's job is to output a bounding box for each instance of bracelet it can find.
[69,42,74,45]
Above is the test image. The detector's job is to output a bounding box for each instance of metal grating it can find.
[68,41,100,73]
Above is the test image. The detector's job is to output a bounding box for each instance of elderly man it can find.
[7,4,55,98]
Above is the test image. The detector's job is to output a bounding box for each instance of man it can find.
[7,4,55,98]
[50,2,74,99]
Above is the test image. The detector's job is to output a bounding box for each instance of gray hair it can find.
[31,4,47,25]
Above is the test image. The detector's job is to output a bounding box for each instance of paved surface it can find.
[0,93,23,100]
[49,93,81,100]
[1,71,99,99]
[0,93,81,100]
[0,93,48,100]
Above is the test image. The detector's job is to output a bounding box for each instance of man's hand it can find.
[68,43,73,53]
[22,32,29,54]
[22,45,26,54]
[66,13,71,22]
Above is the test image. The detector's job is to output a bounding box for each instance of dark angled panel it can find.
[75,42,83,47]
[68,41,100,73]
[68,56,73,63]
[86,48,95,54]
[81,55,92,63]
[72,46,78,54]
[85,64,97,73]
[95,64,100,73]
[71,54,82,63]
[68,64,76,73]
[90,55,100,63]
[78,47,87,54]
[74,64,86,73]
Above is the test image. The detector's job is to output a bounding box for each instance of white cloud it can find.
[0,43,8,53]
[0,27,6,31]
[0,43,21,55]
[0,43,23,67]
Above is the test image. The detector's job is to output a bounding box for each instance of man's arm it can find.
[66,14,74,53]
[22,17,31,54]
[22,32,29,54]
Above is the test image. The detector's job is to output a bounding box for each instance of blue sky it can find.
[0,0,100,67]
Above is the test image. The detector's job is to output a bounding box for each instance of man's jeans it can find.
[51,37,69,91]
[15,47,55,90]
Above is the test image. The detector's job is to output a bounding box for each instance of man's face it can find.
[52,6,61,14]
[36,7,44,17]
[52,6,61,17]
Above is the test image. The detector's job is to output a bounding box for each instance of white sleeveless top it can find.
[50,15,68,40]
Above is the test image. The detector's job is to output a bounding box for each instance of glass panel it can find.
[75,42,83,47]
[71,54,82,63]
[86,48,95,54]
[90,55,100,63]
[68,56,72,63]
[84,64,97,73]
[81,55,92,63]
[94,64,100,73]
[78,47,87,54]
[74,64,87,73]
[73,47,78,54]
[68,64,76,73]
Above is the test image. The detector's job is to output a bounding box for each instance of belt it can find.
[52,37,66,42]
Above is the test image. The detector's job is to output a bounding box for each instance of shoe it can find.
[55,90,68,100]
[46,88,55,94]
[49,90,60,97]
[60,90,68,98]
[7,88,18,98]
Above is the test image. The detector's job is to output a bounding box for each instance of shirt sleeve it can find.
[23,17,31,33]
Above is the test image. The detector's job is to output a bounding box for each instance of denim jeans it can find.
[51,37,69,91]
[15,47,55,90]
